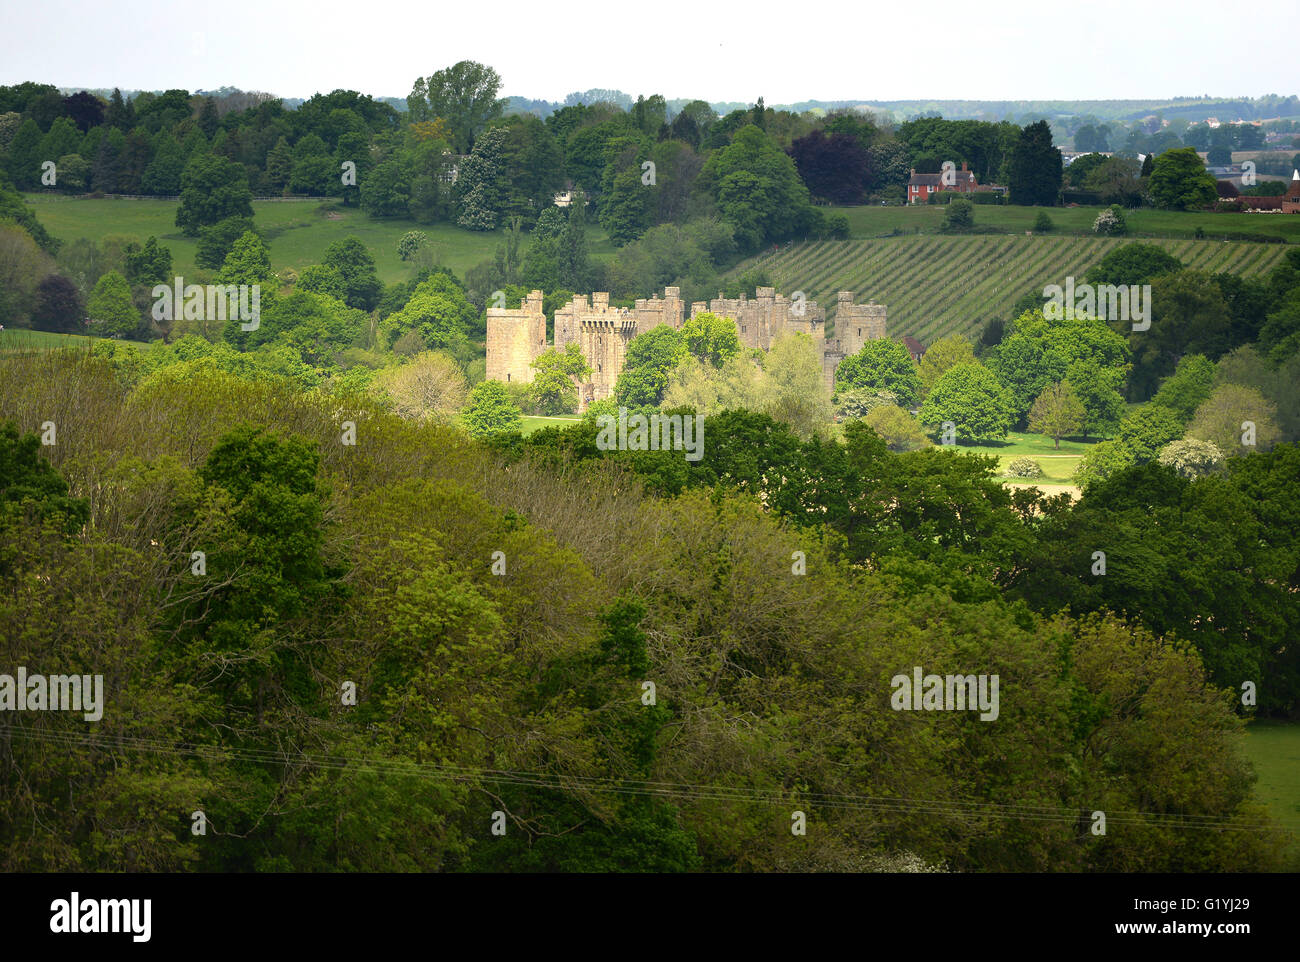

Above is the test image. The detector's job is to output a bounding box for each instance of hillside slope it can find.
[731,235,1290,343]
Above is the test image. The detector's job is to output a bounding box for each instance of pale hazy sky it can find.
[2,0,1295,105]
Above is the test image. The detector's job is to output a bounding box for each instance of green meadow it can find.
[23,194,618,286]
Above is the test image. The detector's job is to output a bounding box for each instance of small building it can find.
[902,336,925,363]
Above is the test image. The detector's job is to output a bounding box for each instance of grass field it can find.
[837,202,1300,243]
[0,328,150,352]
[23,195,618,286]
[519,415,582,435]
[737,233,1290,344]
[1242,720,1300,867]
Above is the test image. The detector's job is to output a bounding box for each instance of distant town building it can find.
[902,336,926,363]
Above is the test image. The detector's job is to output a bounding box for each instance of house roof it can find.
[902,336,925,354]
[909,172,943,186]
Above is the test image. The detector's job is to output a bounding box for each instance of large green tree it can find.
[918,362,1015,441]
[408,61,505,153]
[175,153,253,236]
[1008,120,1062,206]
[1149,147,1217,210]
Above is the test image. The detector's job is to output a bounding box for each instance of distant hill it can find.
[54,87,1300,123]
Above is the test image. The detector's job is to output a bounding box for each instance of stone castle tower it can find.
[486,286,886,403]
[485,290,546,386]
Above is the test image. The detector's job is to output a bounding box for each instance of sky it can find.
[2,0,1296,105]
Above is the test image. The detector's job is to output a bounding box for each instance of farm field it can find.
[22,194,618,286]
[837,202,1300,243]
[737,233,1291,344]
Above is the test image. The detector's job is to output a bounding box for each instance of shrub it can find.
[1033,212,1054,233]
[1006,456,1044,479]
[1092,205,1128,236]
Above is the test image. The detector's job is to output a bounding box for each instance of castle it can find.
[486,286,887,407]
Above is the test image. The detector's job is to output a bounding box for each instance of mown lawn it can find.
[24,194,618,285]
[519,415,582,435]
[949,430,1095,485]
[839,202,1300,243]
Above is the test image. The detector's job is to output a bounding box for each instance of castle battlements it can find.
[486,286,888,403]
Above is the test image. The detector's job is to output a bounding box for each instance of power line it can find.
[7,726,1290,832]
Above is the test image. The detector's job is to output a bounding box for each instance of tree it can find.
[1064,359,1126,438]
[456,128,506,231]
[835,338,922,407]
[559,189,591,291]
[462,379,522,437]
[216,231,274,287]
[1092,205,1127,236]
[140,133,184,195]
[1033,211,1054,233]
[397,230,429,262]
[196,216,258,271]
[1008,120,1062,206]
[1150,354,1215,423]
[940,198,974,232]
[917,334,976,399]
[86,270,138,336]
[695,125,816,253]
[296,264,345,301]
[680,311,741,367]
[408,61,505,153]
[379,272,476,355]
[31,273,84,333]
[1187,384,1281,454]
[264,136,294,193]
[988,309,1130,421]
[615,325,687,408]
[360,159,411,217]
[1149,147,1217,210]
[175,153,253,236]
[759,332,834,439]
[1085,243,1182,287]
[123,235,172,287]
[530,343,592,414]
[1085,157,1142,206]
[1027,380,1085,448]
[1115,404,1185,461]
[323,236,383,311]
[789,130,869,205]
[863,405,929,451]
[1157,438,1223,478]
[374,351,468,423]
[918,363,1015,441]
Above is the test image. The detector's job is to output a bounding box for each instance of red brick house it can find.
[907,162,978,204]
[1237,171,1300,213]
[902,336,925,362]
